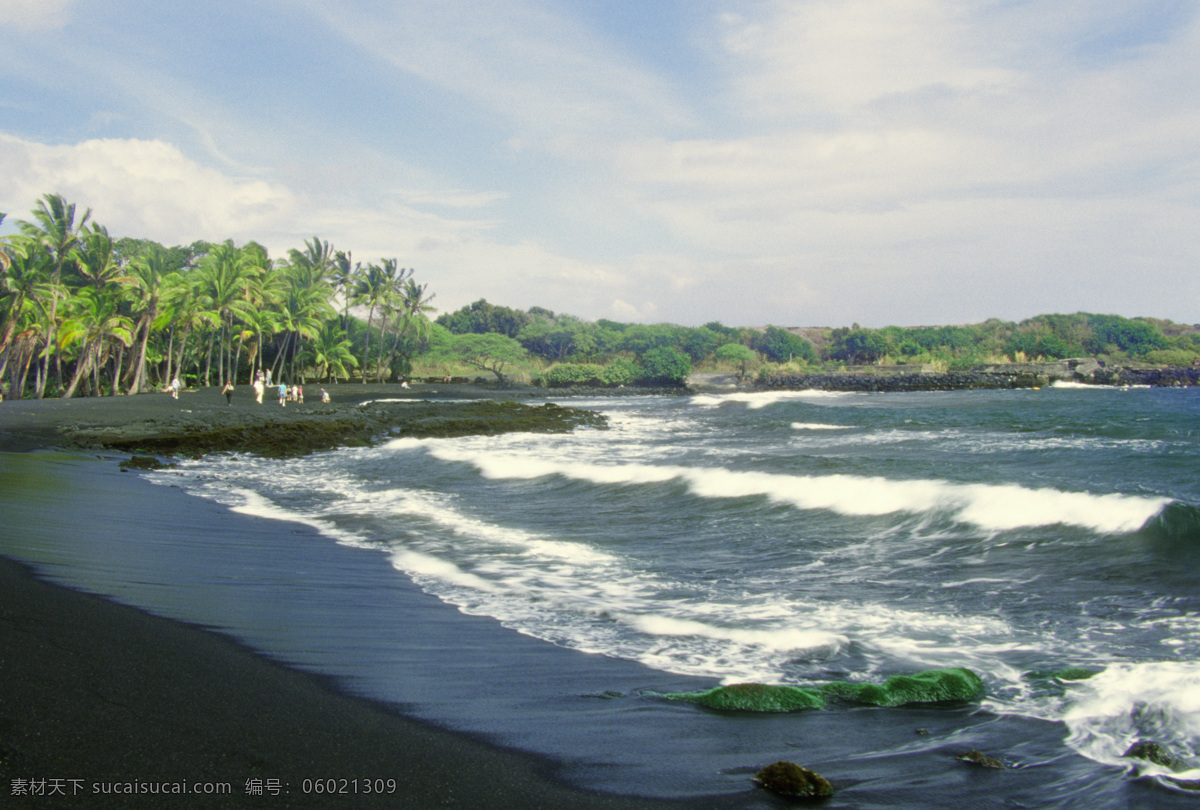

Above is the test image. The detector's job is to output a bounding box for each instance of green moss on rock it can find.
[658,667,985,713]
[820,667,985,707]
[1053,667,1101,682]
[661,682,827,712]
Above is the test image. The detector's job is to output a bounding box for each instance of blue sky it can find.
[2,0,1197,327]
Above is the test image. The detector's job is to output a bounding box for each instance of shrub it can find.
[639,347,691,385]
[542,363,605,387]
[1143,349,1199,367]
[600,358,641,386]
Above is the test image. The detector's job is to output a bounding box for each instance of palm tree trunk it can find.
[110,343,123,395]
[63,343,94,399]
[35,289,58,399]
[129,312,152,393]
[361,305,376,384]
[163,327,175,387]
[19,347,35,397]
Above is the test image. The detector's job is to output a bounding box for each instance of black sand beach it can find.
[0,386,726,809]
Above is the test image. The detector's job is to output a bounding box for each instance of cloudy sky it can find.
[2,0,1197,327]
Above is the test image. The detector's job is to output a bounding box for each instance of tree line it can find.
[0,193,434,399]
[433,299,1199,386]
[4,192,1196,398]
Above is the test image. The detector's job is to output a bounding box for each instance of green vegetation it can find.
[3,192,1196,399]
[0,194,434,398]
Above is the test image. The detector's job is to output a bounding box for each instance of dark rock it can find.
[1122,740,1185,771]
[118,455,173,471]
[753,760,834,799]
[956,750,1005,769]
[65,400,607,458]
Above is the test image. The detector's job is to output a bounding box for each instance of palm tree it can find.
[307,321,360,382]
[59,288,134,398]
[288,236,336,289]
[20,193,91,398]
[195,240,257,386]
[381,277,435,380]
[122,245,175,393]
[351,261,395,383]
[330,249,360,333]
[72,224,127,292]
[274,263,335,382]
[0,236,53,393]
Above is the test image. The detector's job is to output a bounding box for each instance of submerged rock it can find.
[658,667,984,712]
[118,454,173,471]
[753,760,834,799]
[1123,740,1186,771]
[956,750,1005,770]
[1053,667,1101,682]
[820,667,985,707]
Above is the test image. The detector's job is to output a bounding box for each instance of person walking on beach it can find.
[253,376,264,404]
[170,376,181,399]
[278,382,288,406]
[320,388,330,403]
[221,381,234,405]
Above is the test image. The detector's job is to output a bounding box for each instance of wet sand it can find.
[0,386,720,809]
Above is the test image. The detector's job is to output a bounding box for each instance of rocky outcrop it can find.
[63,401,608,458]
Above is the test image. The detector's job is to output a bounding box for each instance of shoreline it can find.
[0,390,737,808]
[3,386,1196,808]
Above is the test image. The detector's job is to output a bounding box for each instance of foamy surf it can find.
[427,447,1170,534]
[1063,662,1200,779]
[691,390,850,409]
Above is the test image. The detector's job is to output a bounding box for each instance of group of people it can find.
[168,373,331,406]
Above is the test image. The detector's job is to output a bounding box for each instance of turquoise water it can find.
[7,385,1199,806]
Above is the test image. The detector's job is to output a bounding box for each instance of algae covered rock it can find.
[662,682,827,712]
[820,667,985,707]
[753,760,834,799]
[658,667,985,713]
[1053,667,1100,682]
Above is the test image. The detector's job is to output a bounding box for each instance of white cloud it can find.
[301,0,690,152]
[0,135,298,246]
[0,0,74,31]
[0,133,637,320]
[720,0,1015,118]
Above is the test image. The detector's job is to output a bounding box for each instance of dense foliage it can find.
[3,193,1196,399]
[0,194,434,398]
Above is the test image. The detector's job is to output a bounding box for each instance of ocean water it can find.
[8,385,1200,806]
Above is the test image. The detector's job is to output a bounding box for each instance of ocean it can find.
[6,384,1200,807]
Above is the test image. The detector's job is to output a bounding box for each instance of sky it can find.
[1,0,1197,328]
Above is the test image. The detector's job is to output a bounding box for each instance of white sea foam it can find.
[626,613,848,655]
[791,422,850,430]
[1063,662,1200,777]
[427,447,1170,534]
[691,390,849,409]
